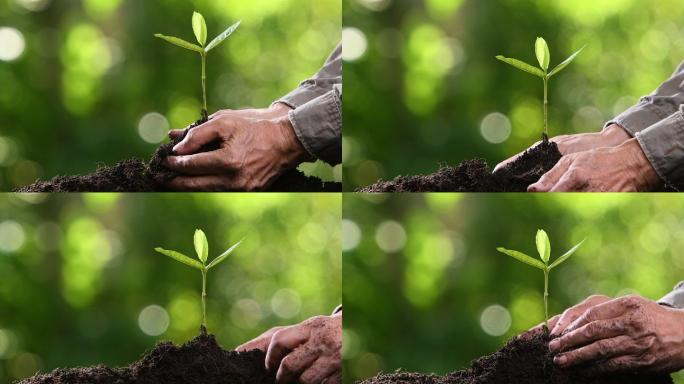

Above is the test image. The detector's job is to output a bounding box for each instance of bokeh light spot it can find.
[480,112,512,144]
[0,27,26,62]
[0,221,26,253]
[375,221,406,253]
[12,0,50,11]
[480,304,512,336]
[138,112,170,144]
[138,305,170,336]
[271,288,302,319]
[230,299,263,330]
[342,219,362,251]
[342,27,368,61]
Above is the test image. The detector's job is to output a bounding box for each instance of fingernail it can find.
[554,354,566,366]
[548,339,560,353]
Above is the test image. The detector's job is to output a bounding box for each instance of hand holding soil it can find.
[549,295,684,375]
[163,108,311,191]
[494,124,632,173]
[528,138,661,192]
[236,312,342,384]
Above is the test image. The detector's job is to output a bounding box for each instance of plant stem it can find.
[201,52,207,114]
[543,76,549,139]
[543,268,549,329]
[201,268,207,329]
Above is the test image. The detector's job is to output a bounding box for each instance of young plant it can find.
[496,38,585,141]
[496,229,585,329]
[155,229,243,330]
[155,12,241,120]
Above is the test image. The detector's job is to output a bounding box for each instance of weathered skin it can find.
[163,104,310,191]
[547,295,684,375]
[236,312,342,384]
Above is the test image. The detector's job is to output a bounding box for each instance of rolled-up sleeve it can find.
[634,107,684,189]
[607,61,684,136]
[289,83,342,165]
[276,44,342,109]
[659,281,684,309]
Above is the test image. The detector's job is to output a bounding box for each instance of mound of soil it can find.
[19,331,275,384]
[18,115,341,192]
[360,332,672,384]
[359,141,561,192]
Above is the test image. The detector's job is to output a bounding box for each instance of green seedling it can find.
[496,229,585,329]
[496,38,585,141]
[155,12,241,119]
[155,229,243,330]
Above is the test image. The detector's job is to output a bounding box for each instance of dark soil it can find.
[359,141,561,192]
[18,114,341,192]
[359,332,672,384]
[19,330,275,384]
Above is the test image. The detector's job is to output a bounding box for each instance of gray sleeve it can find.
[275,44,342,109]
[658,281,684,309]
[634,107,684,189]
[289,83,342,165]
[606,61,684,136]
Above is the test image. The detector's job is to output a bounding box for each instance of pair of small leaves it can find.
[496,37,585,79]
[155,11,241,54]
[155,231,243,271]
[496,230,585,271]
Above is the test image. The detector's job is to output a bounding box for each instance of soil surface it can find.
[360,332,672,384]
[19,330,275,384]
[18,115,341,192]
[359,141,561,192]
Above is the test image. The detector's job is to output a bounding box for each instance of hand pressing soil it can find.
[359,332,672,384]
[359,141,562,192]
[19,331,275,384]
[17,116,341,192]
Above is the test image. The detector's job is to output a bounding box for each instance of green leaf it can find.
[535,229,551,264]
[549,238,585,270]
[206,238,243,270]
[194,229,208,264]
[535,37,550,71]
[155,247,204,270]
[154,34,203,53]
[496,247,546,270]
[205,20,241,52]
[192,11,207,47]
[548,46,585,78]
[495,56,545,78]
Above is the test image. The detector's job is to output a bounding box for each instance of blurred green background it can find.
[342,0,684,190]
[0,0,341,191]
[0,193,341,383]
[343,194,684,383]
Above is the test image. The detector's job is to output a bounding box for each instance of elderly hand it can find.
[162,106,311,191]
[527,138,661,192]
[236,313,342,384]
[494,124,631,172]
[549,295,684,374]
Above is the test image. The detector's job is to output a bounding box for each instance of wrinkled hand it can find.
[494,124,631,172]
[236,313,342,384]
[549,295,684,374]
[208,103,292,121]
[527,138,661,192]
[521,295,613,341]
[163,106,311,191]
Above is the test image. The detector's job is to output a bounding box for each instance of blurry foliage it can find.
[343,0,684,189]
[343,194,684,383]
[0,193,341,382]
[0,0,341,190]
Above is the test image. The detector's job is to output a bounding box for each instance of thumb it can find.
[173,121,222,155]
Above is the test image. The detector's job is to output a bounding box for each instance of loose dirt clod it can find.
[359,141,561,192]
[19,331,275,384]
[360,332,672,384]
[18,115,341,192]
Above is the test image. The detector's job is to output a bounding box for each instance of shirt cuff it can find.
[634,109,684,189]
[276,82,333,109]
[332,305,342,315]
[605,102,671,136]
[288,89,342,166]
[658,282,684,309]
